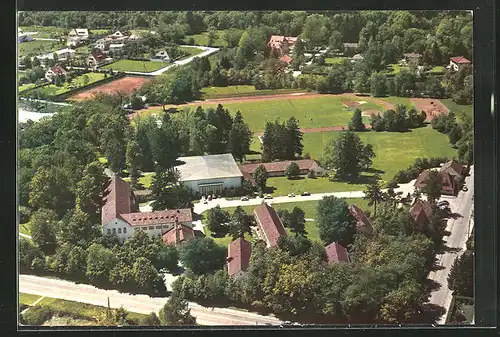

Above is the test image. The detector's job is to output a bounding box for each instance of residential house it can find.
[324,242,350,264]
[95,38,113,51]
[409,199,433,231]
[108,30,130,43]
[174,154,243,196]
[45,65,68,82]
[269,35,298,56]
[448,56,471,71]
[109,43,125,54]
[239,159,325,184]
[343,42,358,55]
[162,220,195,247]
[227,237,252,279]
[67,28,89,47]
[348,204,373,234]
[414,169,458,196]
[253,203,287,248]
[101,175,194,242]
[351,53,364,62]
[36,48,76,62]
[440,159,468,178]
[279,54,293,65]
[18,28,33,43]
[87,50,107,68]
[151,50,171,62]
[403,52,422,65]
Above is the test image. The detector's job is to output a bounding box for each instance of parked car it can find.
[462,186,468,192]
[288,193,296,198]
[203,200,208,204]
[212,194,217,199]
[240,196,249,201]
[207,195,212,201]
[264,194,273,199]
[301,192,310,196]
[437,200,450,207]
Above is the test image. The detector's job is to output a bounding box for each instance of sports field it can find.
[67,76,151,101]
[200,85,303,99]
[102,60,169,73]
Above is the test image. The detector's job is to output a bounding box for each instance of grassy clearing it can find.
[19,222,31,236]
[19,293,42,306]
[200,85,303,99]
[123,173,154,189]
[441,99,473,122]
[184,30,228,47]
[19,26,68,39]
[378,96,415,109]
[102,60,168,73]
[179,46,204,57]
[18,83,38,92]
[431,66,446,73]
[205,231,253,248]
[31,72,106,97]
[38,297,148,321]
[325,57,348,65]
[18,40,65,57]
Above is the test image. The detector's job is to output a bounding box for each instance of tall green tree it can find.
[421,170,442,204]
[348,109,366,131]
[178,237,227,275]
[159,295,196,326]
[447,250,474,297]
[75,161,110,223]
[86,243,117,284]
[323,131,366,181]
[205,205,231,235]
[30,208,58,255]
[228,206,253,240]
[126,139,143,189]
[252,165,268,193]
[59,207,100,248]
[289,206,306,236]
[317,196,357,246]
[228,111,252,163]
[363,175,385,217]
[285,162,300,180]
[286,117,303,159]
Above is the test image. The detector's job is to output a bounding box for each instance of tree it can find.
[285,117,304,159]
[125,139,143,189]
[59,207,100,248]
[370,113,385,131]
[285,162,300,180]
[317,196,357,246]
[86,243,117,284]
[360,144,376,169]
[133,257,162,292]
[289,207,306,235]
[348,109,366,131]
[228,206,253,240]
[178,237,227,275]
[150,169,181,211]
[252,165,268,193]
[228,111,252,163]
[447,250,473,297]
[363,175,385,217]
[139,312,161,326]
[75,161,110,224]
[421,170,442,204]
[66,245,87,277]
[370,72,388,97]
[155,244,179,273]
[30,208,58,255]
[159,295,196,326]
[323,131,366,181]
[205,205,231,235]
[379,280,426,323]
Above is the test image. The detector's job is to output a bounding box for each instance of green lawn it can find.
[123,173,154,189]
[184,30,228,47]
[170,95,386,133]
[19,26,68,39]
[325,57,348,65]
[205,231,253,247]
[18,40,65,57]
[75,45,91,54]
[31,72,106,97]
[441,99,473,122]
[378,96,415,109]
[205,198,372,243]
[20,293,42,305]
[19,222,31,236]
[430,66,446,74]
[18,83,38,92]
[179,46,204,57]
[200,85,303,99]
[102,60,168,73]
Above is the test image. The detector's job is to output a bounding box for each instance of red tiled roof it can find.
[227,237,252,277]
[410,199,433,228]
[325,242,349,264]
[240,160,319,178]
[254,203,287,248]
[101,176,132,225]
[450,56,471,64]
[270,35,285,43]
[349,204,373,231]
[414,169,456,194]
[280,55,293,64]
[162,223,195,246]
[284,36,297,44]
[440,160,465,177]
[120,209,193,226]
[90,50,106,61]
[50,65,67,75]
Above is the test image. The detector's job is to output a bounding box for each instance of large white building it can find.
[101,175,193,242]
[175,154,243,196]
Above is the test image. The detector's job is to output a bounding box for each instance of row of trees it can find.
[261,117,303,161]
[369,105,427,132]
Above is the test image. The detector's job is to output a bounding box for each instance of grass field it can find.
[123,173,154,189]
[19,26,68,39]
[441,99,473,122]
[200,85,303,99]
[31,72,106,97]
[325,57,348,65]
[205,231,253,247]
[18,83,38,92]
[179,46,204,57]
[102,60,168,73]
[205,198,371,243]
[18,40,65,57]
[184,30,228,47]
[20,293,41,305]
[378,96,415,109]
[169,95,386,132]
[431,66,446,73]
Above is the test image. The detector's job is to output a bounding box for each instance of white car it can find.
[264,194,273,199]
[288,193,296,198]
[240,196,249,201]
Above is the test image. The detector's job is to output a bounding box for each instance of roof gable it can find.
[325,242,349,264]
[101,176,132,225]
[349,204,373,231]
[227,238,252,276]
[253,203,287,247]
[120,209,193,226]
[162,223,195,246]
[450,56,471,64]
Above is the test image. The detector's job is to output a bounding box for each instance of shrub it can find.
[307,170,316,179]
[21,305,53,325]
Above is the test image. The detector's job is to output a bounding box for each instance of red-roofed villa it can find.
[449,56,471,71]
[227,237,252,279]
[253,203,287,248]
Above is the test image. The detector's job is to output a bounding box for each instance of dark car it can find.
[301,192,311,196]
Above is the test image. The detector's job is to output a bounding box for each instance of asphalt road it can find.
[428,166,474,324]
[19,274,283,326]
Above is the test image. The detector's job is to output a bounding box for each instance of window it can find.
[123,227,127,234]
[156,226,162,229]
[107,229,111,235]
[118,228,122,234]
[149,226,154,230]
[112,228,116,234]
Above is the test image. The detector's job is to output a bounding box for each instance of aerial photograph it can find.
[17,10,474,327]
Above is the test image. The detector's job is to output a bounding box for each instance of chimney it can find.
[175,217,180,245]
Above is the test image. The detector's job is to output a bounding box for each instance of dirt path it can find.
[410,98,449,121]
[253,124,372,136]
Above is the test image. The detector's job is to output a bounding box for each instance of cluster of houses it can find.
[268,35,299,67]
[414,160,468,196]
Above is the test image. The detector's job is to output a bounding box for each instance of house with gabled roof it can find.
[324,242,350,264]
[162,220,195,247]
[253,203,287,248]
[45,65,68,82]
[87,49,107,68]
[269,35,298,56]
[67,28,89,47]
[440,159,468,178]
[227,237,252,279]
[414,169,458,196]
[348,204,373,234]
[101,175,193,242]
[448,56,471,71]
[351,53,364,62]
[409,199,433,231]
[239,159,325,184]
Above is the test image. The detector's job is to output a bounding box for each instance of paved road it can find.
[124,46,219,76]
[428,166,474,324]
[19,274,282,326]
[33,37,60,41]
